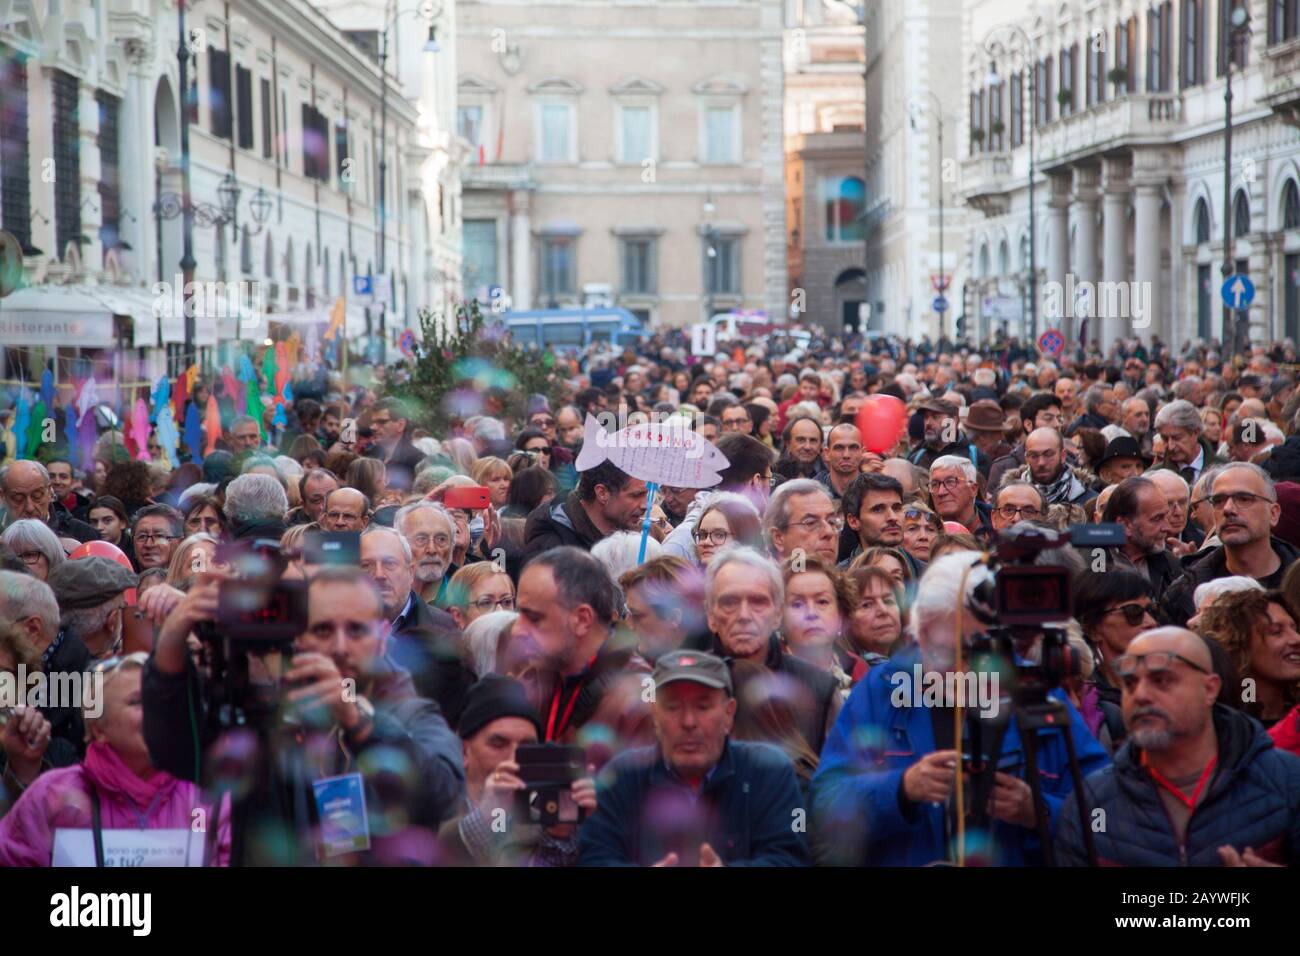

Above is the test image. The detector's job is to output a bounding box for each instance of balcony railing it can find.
[960,154,1014,216]
[1263,37,1300,125]
[1035,92,1182,166]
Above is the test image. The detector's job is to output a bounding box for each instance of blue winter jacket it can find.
[1055,705,1300,866]
[579,740,810,866]
[809,646,1110,866]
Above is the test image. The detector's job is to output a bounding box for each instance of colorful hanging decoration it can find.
[129,399,152,462]
[183,401,204,464]
[204,395,222,455]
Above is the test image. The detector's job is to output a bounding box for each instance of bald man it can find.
[817,423,864,500]
[1021,427,1097,509]
[322,487,371,532]
[1056,627,1300,866]
[1,460,98,542]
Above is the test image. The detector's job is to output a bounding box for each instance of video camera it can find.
[964,522,1125,699]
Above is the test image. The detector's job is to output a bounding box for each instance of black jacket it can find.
[387,591,476,729]
[537,631,641,743]
[1161,538,1300,626]
[141,652,465,865]
[1056,705,1300,866]
[230,517,288,541]
[1262,433,1300,483]
[46,501,98,543]
[907,432,990,477]
[578,740,810,866]
[1065,411,1109,437]
[523,490,605,561]
[681,633,840,756]
[380,440,426,491]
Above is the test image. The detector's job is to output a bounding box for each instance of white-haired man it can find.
[763,478,841,566]
[810,551,1109,866]
[223,472,290,540]
[1154,399,1224,485]
[929,455,993,539]
[679,546,840,756]
[396,501,459,605]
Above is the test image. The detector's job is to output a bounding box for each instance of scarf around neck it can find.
[1036,466,1082,505]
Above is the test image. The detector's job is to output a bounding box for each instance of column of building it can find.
[1101,156,1131,353]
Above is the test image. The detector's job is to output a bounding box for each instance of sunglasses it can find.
[1103,602,1155,626]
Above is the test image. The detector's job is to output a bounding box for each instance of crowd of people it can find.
[2,327,1300,866]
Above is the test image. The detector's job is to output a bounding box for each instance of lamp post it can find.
[177,0,196,371]
[702,194,717,323]
[377,0,444,364]
[909,91,947,339]
[983,23,1037,342]
[1223,4,1252,358]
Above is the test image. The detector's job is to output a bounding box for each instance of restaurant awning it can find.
[0,286,117,347]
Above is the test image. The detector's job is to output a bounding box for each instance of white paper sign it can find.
[52,828,207,867]
[690,323,717,357]
[574,414,729,488]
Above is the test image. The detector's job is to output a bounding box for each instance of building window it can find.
[264,232,275,278]
[240,225,253,274]
[1149,3,1172,91]
[335,122,349,190]
[620,237,657,294]
[1114,20,1135,94]
[824,176,866,242]
[0,48,32,252]
[705,236,741,296]
[1059,45,1077,115]
[618,105,654,164]
[260,78,273,158]
[1285,179,1300,229]
[1087,37,1106,106]
[458,104,484,147]
[1233,189,1251,237]
[236,66,254,150]
[539,236,576,297]
[538,102,575,163]
[96,91,121,254]
[209,48,233,140]
[1183,1,1205,86]
[301,103,330,182]
[1195,197,1211,242]
[702,104,739,164]
[1035,56,1053,126]
[52,70,81,262]
[1274,0,1300,43]
[989,81,1004,150]
[969,87,986,152]
[462,219,498,294]
[188,71,199,126]
[1009,73,1023,147]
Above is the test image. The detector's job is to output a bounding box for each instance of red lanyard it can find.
[1143,752,1217,812]
[546,655,596,741]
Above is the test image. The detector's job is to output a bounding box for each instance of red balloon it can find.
[855,394,907,454]
[69,539,137,605]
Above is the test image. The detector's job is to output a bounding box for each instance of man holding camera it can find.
[578,649,809,866]
[143,565,465,865]
[810,551,1109,866]
[438,676,597,866]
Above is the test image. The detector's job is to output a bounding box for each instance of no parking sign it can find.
[1038,328,1065,358]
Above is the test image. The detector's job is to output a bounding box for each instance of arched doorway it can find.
[834,267,867,333]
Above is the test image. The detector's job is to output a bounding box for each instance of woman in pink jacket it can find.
[0,653,230,866]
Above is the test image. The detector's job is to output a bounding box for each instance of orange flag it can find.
[324,298,345,341]
[204,395,222,454]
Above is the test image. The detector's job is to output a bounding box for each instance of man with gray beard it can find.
[1056,627,1300,866]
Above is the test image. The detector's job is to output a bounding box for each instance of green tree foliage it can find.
[386,300,567,435]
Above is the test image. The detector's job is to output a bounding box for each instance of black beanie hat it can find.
[457,675,542,741]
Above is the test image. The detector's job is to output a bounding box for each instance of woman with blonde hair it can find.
[164,533,225,589]
[470,456,513,510]
[443,437,478,476]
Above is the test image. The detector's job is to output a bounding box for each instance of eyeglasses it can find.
[996,504,1041,520]
[531,417,555,428]
[903,508,934,521]
[784,514,844,533]
[471,596,515,611]
[1102,601,1155,626]
[1113,650,1210,680]
[928,476,970,492]
[525,445,550,455]
[17,550,46,565]
[372,417,392,427]
[1208,491,1273,510]
[135,533,177,545]
[693,528,733,546]
[409,532,453,549]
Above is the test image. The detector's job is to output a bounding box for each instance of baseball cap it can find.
[652,649,733,694]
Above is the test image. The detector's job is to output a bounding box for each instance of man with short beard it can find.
[396,501,458,605]
[1056,627,1300,866]
[1100,476,1179,598]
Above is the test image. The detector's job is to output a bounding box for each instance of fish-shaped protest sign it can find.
[574,414,728,489]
